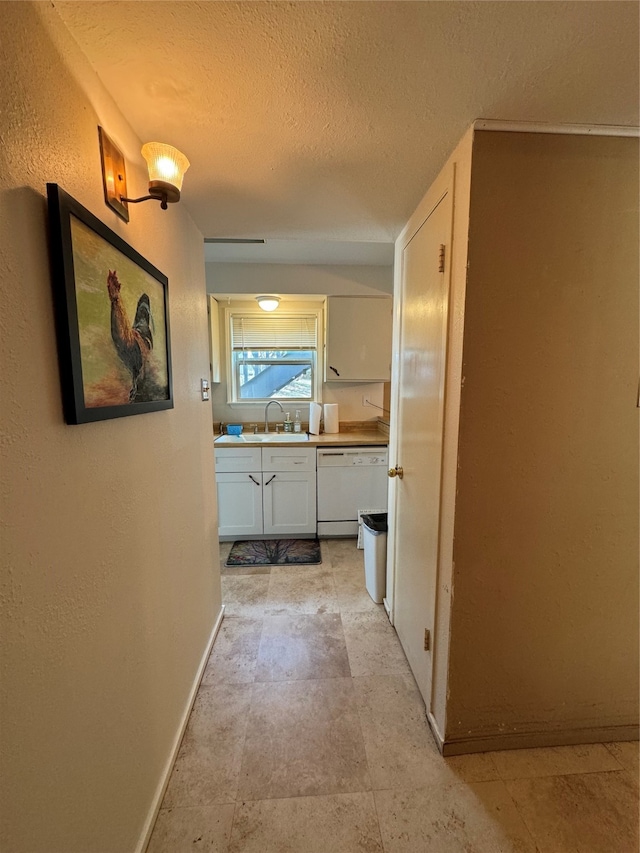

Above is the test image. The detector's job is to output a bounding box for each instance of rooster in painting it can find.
[106,269,153,401]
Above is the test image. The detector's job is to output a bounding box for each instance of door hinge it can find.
[424,629,431,651]
[438,244,445,273]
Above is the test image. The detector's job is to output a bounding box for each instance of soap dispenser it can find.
[294,410,302,433]
[284,412,293,433]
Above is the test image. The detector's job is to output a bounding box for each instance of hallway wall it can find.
[0,4,222,851]
[206,260,392,297]
[446,131,639,749]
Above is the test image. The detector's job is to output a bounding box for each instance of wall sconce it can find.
[256,295,280,312]
[99,126,190,222]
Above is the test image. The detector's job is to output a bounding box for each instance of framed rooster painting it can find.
[47,184,173,424]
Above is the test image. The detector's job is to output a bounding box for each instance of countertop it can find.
[214,430,388,448]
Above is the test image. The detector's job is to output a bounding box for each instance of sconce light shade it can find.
[256,295,280,312]
[141,142,190,204]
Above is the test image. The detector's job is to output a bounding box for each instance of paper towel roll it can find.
[323,403,339,434]
[309,402,322,435]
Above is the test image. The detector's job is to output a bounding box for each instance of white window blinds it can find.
[230,314,318,351]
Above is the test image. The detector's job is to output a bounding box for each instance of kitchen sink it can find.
[215,433,310,444]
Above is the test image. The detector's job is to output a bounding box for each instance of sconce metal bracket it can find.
[120,193,169,211]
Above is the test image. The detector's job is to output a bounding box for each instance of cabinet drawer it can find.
[215,447,262,473]
[261,446,316,472]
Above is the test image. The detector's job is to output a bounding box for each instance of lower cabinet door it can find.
[262,471,317,536]
[217,472,263,537]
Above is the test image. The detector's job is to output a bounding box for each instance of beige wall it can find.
[0,5,222,851]
[446,131,639,749]
[206,261,393,297]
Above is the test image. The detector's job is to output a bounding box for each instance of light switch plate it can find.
[201,378,210,401]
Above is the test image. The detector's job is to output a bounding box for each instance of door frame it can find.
[386,164,455,627]
[384,128,475,746]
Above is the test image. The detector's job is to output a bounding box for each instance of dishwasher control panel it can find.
[317,449,388,467]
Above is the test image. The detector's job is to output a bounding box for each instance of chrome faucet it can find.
[264,400,284,433]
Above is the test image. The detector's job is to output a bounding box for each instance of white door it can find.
[263,471,317,536]
[217,472,263,537]
[391,186,453,706]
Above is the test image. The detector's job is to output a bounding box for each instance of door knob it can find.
[388,466,403,479]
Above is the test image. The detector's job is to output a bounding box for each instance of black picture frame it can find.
[47,183,173,424]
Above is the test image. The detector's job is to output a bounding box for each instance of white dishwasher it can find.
[316,447,389,536]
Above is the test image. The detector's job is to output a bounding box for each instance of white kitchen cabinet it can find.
[208,296,221,383]
[216,472,263,537]
[214,446,317,539]
[325,296,393,381]
[263,470,317,536]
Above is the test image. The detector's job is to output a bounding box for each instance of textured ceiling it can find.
[54,1,639,244]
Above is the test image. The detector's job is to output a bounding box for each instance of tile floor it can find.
[148,539,639,852]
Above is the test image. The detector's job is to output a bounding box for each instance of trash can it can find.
[361,512,388,604]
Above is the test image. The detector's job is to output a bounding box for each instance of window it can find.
[227,311,321,403]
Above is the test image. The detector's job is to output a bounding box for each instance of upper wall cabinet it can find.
[208,296,221,383]
[324,296,393,382]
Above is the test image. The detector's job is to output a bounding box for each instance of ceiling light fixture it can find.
[256,295,281,312]
[99,127,190,222]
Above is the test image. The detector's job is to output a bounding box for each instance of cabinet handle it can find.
[249,475,260,486]
[329,365,340,376]
[265,475,276,486]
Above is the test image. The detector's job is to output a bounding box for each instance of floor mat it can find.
[225,538,322,566]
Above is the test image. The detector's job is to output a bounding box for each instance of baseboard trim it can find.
[441,723,639,756]
[135,605,225,853]
[426,710,446,754]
